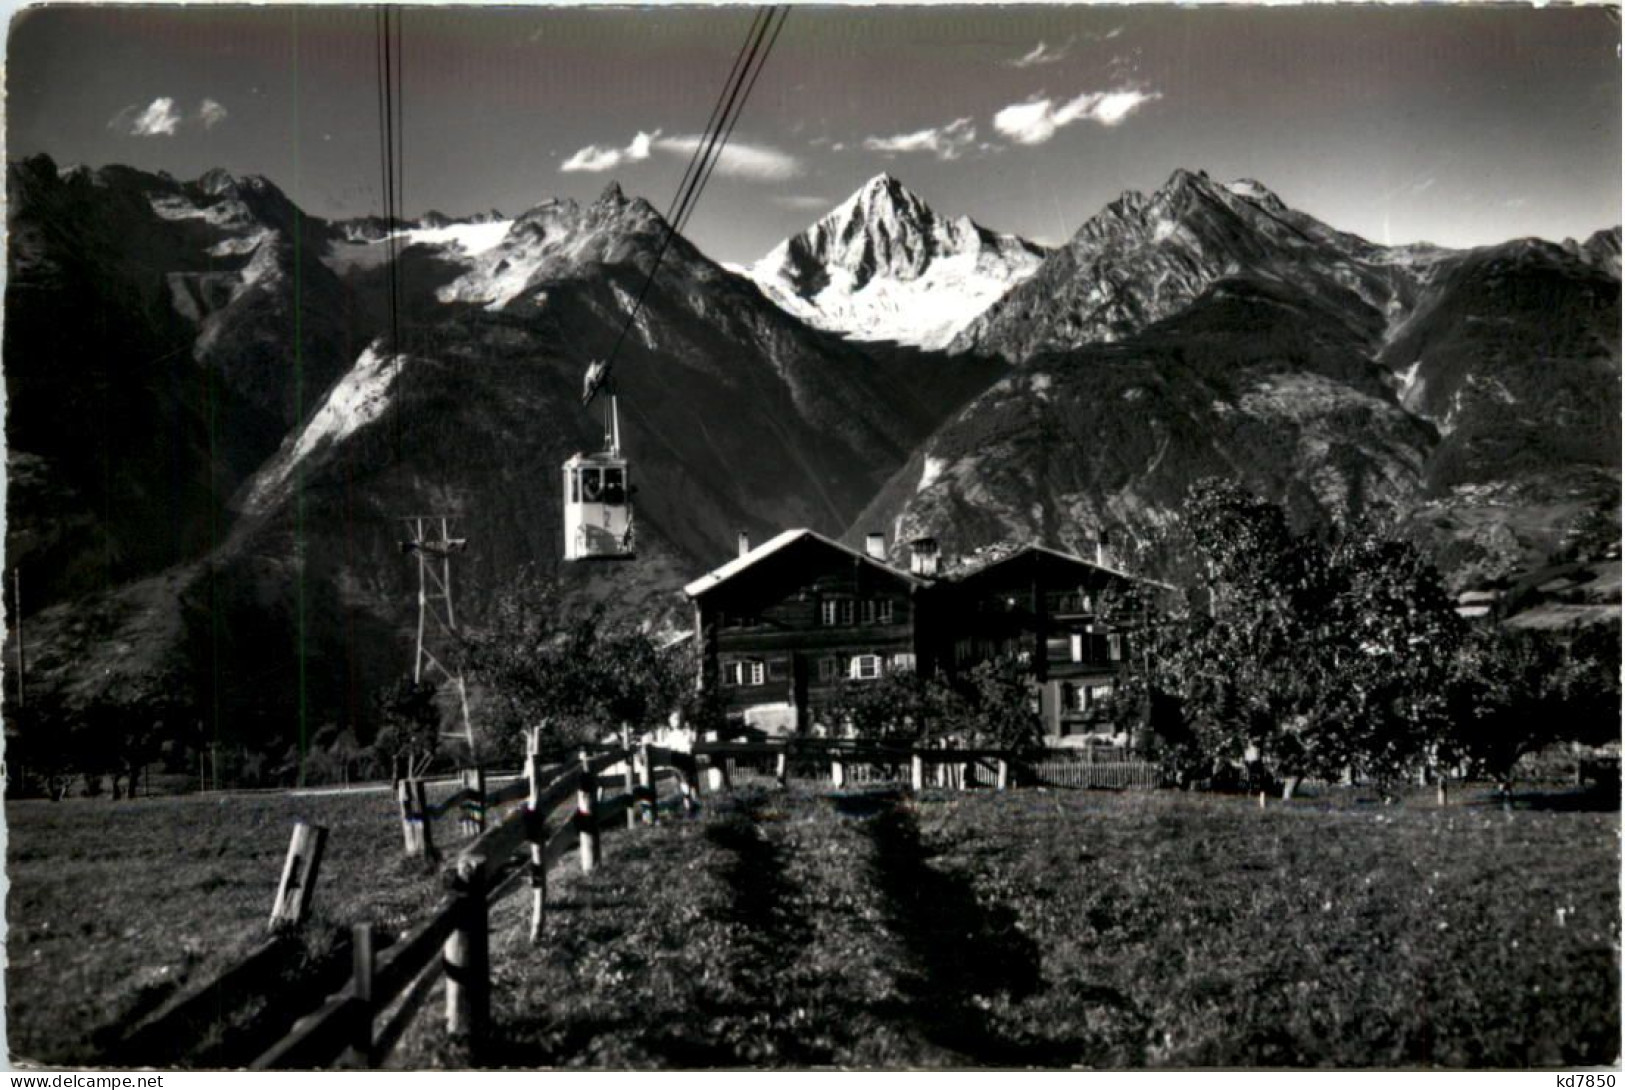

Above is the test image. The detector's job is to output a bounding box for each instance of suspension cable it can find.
[595,5,788,384]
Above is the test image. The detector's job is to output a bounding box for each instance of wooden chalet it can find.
[684,530,928,734]
[683,529,1171,744]
[934,544,1172,743]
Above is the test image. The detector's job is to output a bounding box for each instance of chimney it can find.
[909,536,940,578]
[865,531,886,562]
[737,531,751,559]
[1095,528,1109,568]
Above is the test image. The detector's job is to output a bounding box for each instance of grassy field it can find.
[4,783,472,1065]
[7,779,1620,1068]
[471,783,1619,1069]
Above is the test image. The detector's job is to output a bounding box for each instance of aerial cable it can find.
[660,6,769,228]
[663,9,774,243]
[605,9,774,369]
[681,6,789,236]
[595,6,787,381]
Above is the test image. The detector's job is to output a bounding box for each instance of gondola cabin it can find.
[562,450,633,560]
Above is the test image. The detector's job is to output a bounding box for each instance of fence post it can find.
[831,755,846,789]
[269,821,327,932]
[996,758,1010,791]
[774,749,788,790]
[577,750,602,873]
[460,768,487,839]
[444,855,489,1047]
[911,752,925,792]
[638,743,658,826]
[525,734,547,945]
[349,922,375,1067]
[621,725,638,830]
[398,779,434,859]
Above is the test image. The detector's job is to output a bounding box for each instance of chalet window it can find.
[861,599,876,624]
[1108,634,1123,661]
[840,599,855,625]
[1061,682,1079,711]
[821,599,838,626]
[768,658,790,681]
[955,638,973,665]
[1089,682,1114,706]
[1070,633,1084,663]
[850,654,882,681]
[890,652,915,672]
[818,657,838,682]
[879,600,894,624]
[725,660,765,686]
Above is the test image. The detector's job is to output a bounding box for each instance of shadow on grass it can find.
[1499,785,1621,812]
[829,787,905,818]
[638,789,834,1067]
[865,803,1136,1066]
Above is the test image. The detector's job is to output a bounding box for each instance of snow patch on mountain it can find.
[383,220,513,256]
[918,455,948,492]
[241,343,400,513]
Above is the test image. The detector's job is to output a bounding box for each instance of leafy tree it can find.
[458,568,689,759]
[818,669,961,743]
[371,676,442,780]
[1118,480,1464,794]
[954,658,1046,752]
[1446,622,1621,789]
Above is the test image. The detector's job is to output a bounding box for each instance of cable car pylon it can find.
[398,515,475,749]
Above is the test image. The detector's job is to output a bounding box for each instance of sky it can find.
[7,4,1621,265]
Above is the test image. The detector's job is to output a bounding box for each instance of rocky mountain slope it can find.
[748,174,1046,350]
[858,171,1619,586]
[6,156,1617,755]
[6,159,1001,748]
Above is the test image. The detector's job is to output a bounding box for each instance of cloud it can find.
[560,129,660,173]
[199,98,228,130]
[862,117,976,161]
[561,130,801,181]
[110,97,182,137]
[653,135,802,181]
[993,88,1161,145]
[1006,39,1071,68]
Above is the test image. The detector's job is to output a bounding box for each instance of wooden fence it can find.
[690,738,1164,794]
[110,734,1158,1068]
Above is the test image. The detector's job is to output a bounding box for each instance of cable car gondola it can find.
[562,362,634,561]
[558,5,789,563]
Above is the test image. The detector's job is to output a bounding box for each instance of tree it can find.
[458,568,689,759]
[955,658,1046,751]
[1446,622,1622,790]
[818,669,961,743]
[371,676,442,780]
[1119,480,1464,794]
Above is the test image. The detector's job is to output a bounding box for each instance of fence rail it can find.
[132,732,1157,1069]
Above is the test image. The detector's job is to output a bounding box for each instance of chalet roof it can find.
[951,542,1177,592]
[682,528,923,599]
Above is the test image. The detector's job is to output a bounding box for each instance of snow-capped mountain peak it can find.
[748,174,1047,350]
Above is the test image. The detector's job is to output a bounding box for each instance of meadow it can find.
[474,783,1619,1068]
[4,784,463,1064]
[6,779,1619,1068]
